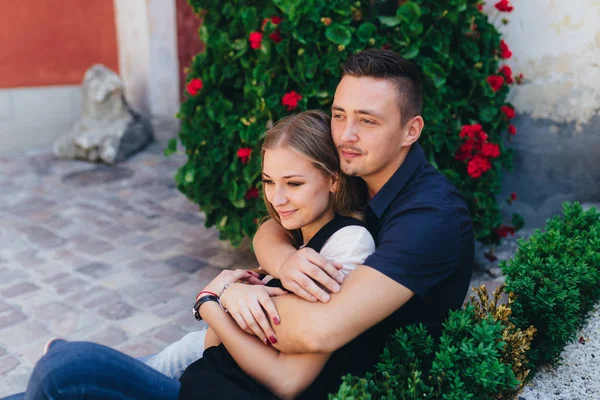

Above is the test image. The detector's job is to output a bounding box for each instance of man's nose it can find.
[340,120,358,143]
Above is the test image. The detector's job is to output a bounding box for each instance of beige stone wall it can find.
[485,0,600,128]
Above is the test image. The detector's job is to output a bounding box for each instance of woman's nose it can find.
[272,187,288,206]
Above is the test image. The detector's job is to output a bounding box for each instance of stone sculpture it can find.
[53,64,153,164]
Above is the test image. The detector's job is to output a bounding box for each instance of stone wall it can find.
[486,0,600,227]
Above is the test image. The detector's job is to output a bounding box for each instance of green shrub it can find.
[173,0,522,246]
[331,305,521,400]
[502,202,600,369]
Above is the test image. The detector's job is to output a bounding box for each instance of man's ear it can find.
[330,173,339,193]
[402,115,425,147]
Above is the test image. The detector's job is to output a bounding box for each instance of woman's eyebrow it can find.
[262,173,306,179]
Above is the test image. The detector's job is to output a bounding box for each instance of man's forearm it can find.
[269,266,414,354]
[253,219,296,278]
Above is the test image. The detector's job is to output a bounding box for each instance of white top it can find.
[318,225,376,276]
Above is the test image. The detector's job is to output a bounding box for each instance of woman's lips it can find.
[278,210,297,218]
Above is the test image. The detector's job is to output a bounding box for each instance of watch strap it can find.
[193,294,219,321]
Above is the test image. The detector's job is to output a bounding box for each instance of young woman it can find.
[5,110,375,400]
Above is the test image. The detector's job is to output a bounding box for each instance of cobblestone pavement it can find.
[0,141,257,396]
[0,139,532,396]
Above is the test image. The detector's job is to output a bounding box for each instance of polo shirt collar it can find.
[367,142,425,218]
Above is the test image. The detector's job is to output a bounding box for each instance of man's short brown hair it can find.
[342,49,423,126]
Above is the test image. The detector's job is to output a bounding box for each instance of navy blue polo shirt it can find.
[364,141,474,324]
[298,143,475,399]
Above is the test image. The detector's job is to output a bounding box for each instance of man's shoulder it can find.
[388,166,468,220]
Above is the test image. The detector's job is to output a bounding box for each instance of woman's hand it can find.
[220,283,287,345]
[201,269,264,296]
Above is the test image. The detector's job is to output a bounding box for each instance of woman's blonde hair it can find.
[260,110,367,244]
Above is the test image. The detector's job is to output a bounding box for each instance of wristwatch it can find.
[193,294,219,321]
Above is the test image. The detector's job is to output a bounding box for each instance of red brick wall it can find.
[176,0,205,99]
[0,0,119,89]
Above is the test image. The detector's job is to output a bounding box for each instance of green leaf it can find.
[423,60,446,88]
[357,23,377,43]
[164,138,177,156]
[397,1,421,23]
[378,16,401,27]
[325,23,352,46]
[241,7,258,33]
[403,42,420,59]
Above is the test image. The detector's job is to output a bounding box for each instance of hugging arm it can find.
[200,297,330,400]
[254,219,345,302]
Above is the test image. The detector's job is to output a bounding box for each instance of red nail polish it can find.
[269,336,277,344]
[246,271,253,274]
[273,317,280,325]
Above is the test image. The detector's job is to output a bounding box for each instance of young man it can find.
[147,49,474,382]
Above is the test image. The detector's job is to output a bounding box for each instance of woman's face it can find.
[262,146,336,242]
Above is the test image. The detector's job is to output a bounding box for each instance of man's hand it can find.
[279,247,345,302]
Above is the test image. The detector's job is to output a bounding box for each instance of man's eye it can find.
[361,118,376,125]
[333,114,345,120]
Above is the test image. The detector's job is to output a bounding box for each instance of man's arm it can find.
[253,219,296,279]
[270,265,414,354]
[253,219,345,302]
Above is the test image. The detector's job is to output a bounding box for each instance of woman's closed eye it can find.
[262,179,274,185]
[287,181,303,187]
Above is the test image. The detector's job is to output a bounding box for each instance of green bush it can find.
[502,202,600,369]
[331,203,600,399]
[331,305,521,400]
[173,0,522,246]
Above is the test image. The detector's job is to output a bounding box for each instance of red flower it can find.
[245,187,260,200]
[282,91,302,111]
[494,0,514,12]
[262,16,282,31]
[500,40,512,59]
[455,140,475,162]
[249,32,263,49]
[237,148,252,164]
[495,224,516,238]
[501,105,516,119]
[481,142,501,158]
[187,78,203,96]
[508,124,517,135]
[269,30,283,44]
[477,3,484,11]
[459,124,483,139]
[487,75,504,92]
[467,154,492,179]
[510,192,517,201]
[498,65,513,84]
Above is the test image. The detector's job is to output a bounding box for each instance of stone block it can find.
[142,237,184,254]
[118,312,168,336]
[164,255,208,274]
[0,320,50,348]
[0,355,20,376]
[97,300,137,320]
[153,324,188,344]
[76,262,116,279]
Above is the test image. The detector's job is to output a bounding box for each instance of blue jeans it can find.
[3,341,180,400]
[142,329,207,379]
